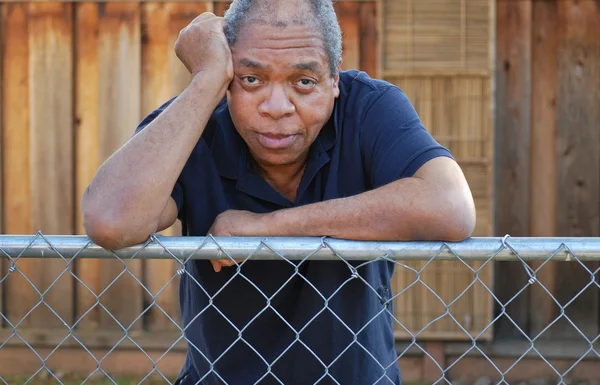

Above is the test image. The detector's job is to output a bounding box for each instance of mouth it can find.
[256,132,298,150]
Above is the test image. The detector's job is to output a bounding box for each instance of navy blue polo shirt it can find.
[135,70,452,385]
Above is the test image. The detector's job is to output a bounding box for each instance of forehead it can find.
[231,22,328,68]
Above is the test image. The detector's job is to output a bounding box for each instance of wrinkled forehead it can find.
[231,23,329,72]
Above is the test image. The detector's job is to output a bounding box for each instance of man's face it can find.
[227,21,340,168]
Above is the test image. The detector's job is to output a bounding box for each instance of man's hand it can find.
[175,12,233,96]
[207,210,272,272]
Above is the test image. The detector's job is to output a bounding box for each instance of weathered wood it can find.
[359,1,377,77]
[2,3,34,328]
[423,342,445,383]
[213,1,229,17]
[493,0,532,339]
[74,2,101,330]
[0,327,187,351]
[97,2,143,331]
[554,0,600,340]
[28,2,74,329]
[336,2,361,70]
[0,2,3,322]
[168,3,211,96]
[529,0,558,339]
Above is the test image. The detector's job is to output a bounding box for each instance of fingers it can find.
[191,12,217,24]
[211,259,244,273]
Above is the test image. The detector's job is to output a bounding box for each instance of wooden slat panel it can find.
[168,3,211,95]
[97,2,143,331]
[493,0,532,338]
[0,2,3,322]
[555,0,600,340]
[359,2,377,77]
[529,0,558,339]
[28,1,74,328]
[141,1,211,331]
[74,2,101,330]
[2,3,33,328]
[336,2,360,71]
[382,0,491,72]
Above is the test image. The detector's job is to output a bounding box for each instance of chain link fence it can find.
[0,233,599,385]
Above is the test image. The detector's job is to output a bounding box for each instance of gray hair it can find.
[223,0,343,77]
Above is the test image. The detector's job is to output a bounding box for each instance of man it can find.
[82,0,476,383]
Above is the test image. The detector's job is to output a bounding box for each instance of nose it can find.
[257,84,295,120]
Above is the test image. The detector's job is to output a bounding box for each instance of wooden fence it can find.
[494,0,600,341]
[0,0,500,349]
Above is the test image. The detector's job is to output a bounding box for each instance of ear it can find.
[332,62,341,98]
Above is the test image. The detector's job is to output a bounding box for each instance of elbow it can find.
[442,196,476,241]
[82,191,134,251]
[83,209,129,251]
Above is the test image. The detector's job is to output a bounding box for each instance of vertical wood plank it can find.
[555,0,600,340]
[168,3,213,95]
[28,2,74,329]
[2,3,33,328]
[213,1,230,17]
[336,2,360,70]
[141,2,172,332]
[359,2,378,77]
[529,0,558,338]
[97,2,143,331]
[493,0,532,338]
[74,2,101,330]
[375,0,384,78]
[0,2,4,323]
[141,1,212,331]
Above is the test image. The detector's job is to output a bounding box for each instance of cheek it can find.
[298,96,334,136]
[228,89,255,125]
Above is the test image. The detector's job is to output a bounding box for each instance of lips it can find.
[256,133,297,149]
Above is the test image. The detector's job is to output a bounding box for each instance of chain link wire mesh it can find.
[0,233,599,385]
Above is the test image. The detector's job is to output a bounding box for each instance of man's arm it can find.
[212,156,475,241]
[270,156,474,241]
[82,13,232,250]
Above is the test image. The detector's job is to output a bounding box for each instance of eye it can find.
[241,76,260,86]
[296,78,316,89]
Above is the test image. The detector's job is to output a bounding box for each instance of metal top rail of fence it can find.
[1,233,600,261]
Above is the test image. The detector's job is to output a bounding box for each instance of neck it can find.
[253,157,308,202]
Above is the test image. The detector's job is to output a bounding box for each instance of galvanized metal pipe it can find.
[1,234,600,261]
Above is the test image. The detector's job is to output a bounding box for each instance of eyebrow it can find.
[290,61,321,73]
[237,58,273,72]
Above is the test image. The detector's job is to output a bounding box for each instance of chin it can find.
[252,150,303,167]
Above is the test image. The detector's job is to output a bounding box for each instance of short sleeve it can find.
[359,85,453,188]
[133,97,184,214]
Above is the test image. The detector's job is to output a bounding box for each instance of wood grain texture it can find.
[28,1,74,329]
[493,0,532,338]
[213,1,229,17]
[554,0,600,340]
[359,2,378,77]
[529,0,558,338]
[97,2,143,331]
[2,3,34,328]
[0,2,3,321]
[74,2,101,330]
[336,2,361,71]
[168,2,212,96]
